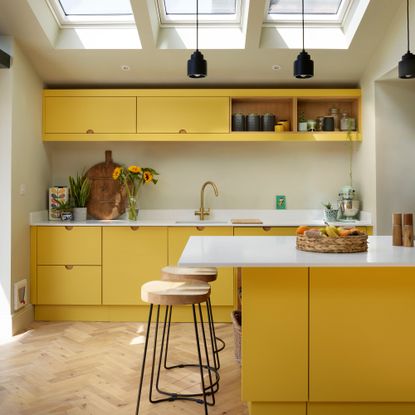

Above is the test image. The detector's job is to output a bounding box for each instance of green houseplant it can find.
[322,201,339,222]
[69,171,91,221]
[298,111,308,131]
[53,198,73,221]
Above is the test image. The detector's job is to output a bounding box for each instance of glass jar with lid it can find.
[329,107,340,131]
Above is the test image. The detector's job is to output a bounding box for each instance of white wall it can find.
[357,0,415,234]
[11,41,50,331]
[0,36,13,339]
[49,140,357,211]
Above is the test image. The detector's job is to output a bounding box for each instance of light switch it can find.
[19,184,26,196]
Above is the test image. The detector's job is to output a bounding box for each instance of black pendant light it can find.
[399,0,415,78]
[187,0,207,78]
[294,0,314,79]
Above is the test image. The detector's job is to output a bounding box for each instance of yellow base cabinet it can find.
[242,267,308,403]
[310,267,415,403]
[102,227,168,305]
[33,226,102,306]
[234,226,297,236]
[168,227,234,307]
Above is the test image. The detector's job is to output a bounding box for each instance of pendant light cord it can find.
[407,0,410,52]
[196,0,199,51]
[302,0,305,51]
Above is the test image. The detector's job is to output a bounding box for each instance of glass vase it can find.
[127,197,138,221]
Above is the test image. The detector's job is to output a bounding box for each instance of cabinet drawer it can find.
[37,227,101,265]
[37,265,101,305]
[137,97,230,133]
[44,96,137,134]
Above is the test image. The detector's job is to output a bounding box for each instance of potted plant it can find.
[298,111,308,131]
[53,198,74,221]
[69,171,91,221]
[322,201,339,222]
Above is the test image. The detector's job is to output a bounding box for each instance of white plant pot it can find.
[73,207,87,222]
[298,122,308,132]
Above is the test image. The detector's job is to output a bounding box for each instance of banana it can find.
[326,225,340,238]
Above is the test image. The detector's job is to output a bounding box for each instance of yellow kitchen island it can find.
[179,236,415,415]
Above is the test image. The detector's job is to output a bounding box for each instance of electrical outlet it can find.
[276,195,286,210]
[14,279,27,311]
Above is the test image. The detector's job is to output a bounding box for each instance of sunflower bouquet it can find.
[112,164,159,220]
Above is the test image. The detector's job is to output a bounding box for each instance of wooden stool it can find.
[161,266,226,368]
[135,280,219,415]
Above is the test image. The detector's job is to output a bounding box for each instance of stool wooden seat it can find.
[161,266,217,283]
[136,279,218,415]
[141,280,211,305]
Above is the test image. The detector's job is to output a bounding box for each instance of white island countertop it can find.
[178,236,415,267]
[30,209,372,227]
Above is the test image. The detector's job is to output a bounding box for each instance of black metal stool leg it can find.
[207,298,225,356]
[163,305,173,369]
[192,304,209,415]
[135,304,153,415]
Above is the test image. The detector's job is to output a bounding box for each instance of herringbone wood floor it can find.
[0,320,247,415]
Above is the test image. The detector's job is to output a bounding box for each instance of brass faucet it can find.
[194,181,219,220]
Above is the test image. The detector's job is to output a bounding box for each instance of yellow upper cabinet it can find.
[137,97,230,134]
[43,96,137,134]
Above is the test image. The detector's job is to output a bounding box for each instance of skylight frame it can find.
[156,0,244,26]
[265,0,352,26]
[46,0,135,27]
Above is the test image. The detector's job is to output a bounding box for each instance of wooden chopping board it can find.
[86,150,126,220]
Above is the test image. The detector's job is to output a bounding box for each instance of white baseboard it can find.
[12,304,34,335]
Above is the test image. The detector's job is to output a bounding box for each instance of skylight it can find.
[157,0,242,24]
[48,0,135,25]
[266,0,351,24]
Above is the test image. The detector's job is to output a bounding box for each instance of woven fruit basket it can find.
[297,234,368,253]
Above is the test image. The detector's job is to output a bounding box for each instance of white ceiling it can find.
[0,0,404,87]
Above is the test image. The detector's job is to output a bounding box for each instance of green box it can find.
[276,195,286,210]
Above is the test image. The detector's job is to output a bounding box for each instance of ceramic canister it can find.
[322,116,335,131]
[262,113,276,131]
[246,113,261,131]
[232,113,245,131]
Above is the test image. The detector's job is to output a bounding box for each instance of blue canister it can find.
[232,113,245,131]
[246,113,261,131]
[262,113,276,131]
[322,116,335,131]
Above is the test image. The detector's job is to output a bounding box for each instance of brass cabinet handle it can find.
[196,226,205,231]
[65,265,74,270]
[262,226,272,232]
[130,226,139,231]
[179,129,187,134]
[86,129,94,134]
[65,226,73,231]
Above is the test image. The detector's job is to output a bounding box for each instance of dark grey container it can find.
[246,113,261,131]
[322,116,335,131]
[262,113,276,131]
[232,113,245,131]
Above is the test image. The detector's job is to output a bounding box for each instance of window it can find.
[48,0,135,25]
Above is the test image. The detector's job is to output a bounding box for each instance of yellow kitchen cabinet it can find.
[37,265,101,305]
[168,227,234,306]
[234,226,297,236]
[37,226,101,265]
[102,227,168,305]
[137,96,230,133]
[242,267,308,403]
[44,96,136,134]
[310,267,415,402]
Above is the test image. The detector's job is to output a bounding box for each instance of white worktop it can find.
[30,209,372,227]
[178,236,415,267]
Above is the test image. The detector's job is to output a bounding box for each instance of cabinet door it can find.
[103,227,168,305]
[234,226,297,236]
[310,267,415,402]
[242,267,308,402]
[137,97,230,133]
[37,265,101,305]
[168,227,234,306]
[44,96,137,134]
[37,227,101,265]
